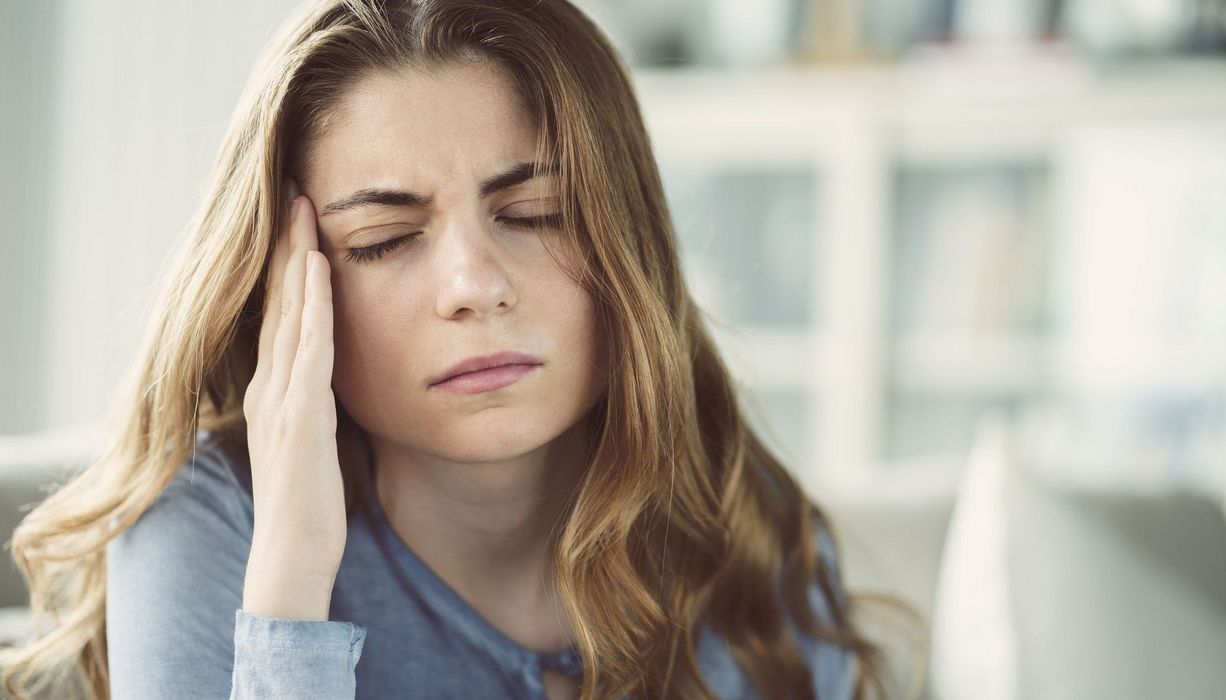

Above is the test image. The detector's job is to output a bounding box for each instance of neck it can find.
[368,418,590,609]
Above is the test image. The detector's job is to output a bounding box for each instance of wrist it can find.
[242,564,335,621]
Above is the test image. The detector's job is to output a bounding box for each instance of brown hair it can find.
[2,1,901,697]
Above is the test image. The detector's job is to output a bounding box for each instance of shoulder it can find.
[797,516,855,696]
[106,428,255,572]
[159,428,253,522]
[172,427,255,508]
[105,429,258,695]
[798,516,856,699]
[697,516,856,699]
[811,516,848,616]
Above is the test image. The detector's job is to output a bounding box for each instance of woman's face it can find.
[300,59,607,463]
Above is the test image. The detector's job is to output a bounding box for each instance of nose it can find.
[432,215,517,320]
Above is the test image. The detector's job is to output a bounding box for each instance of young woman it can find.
[1,1,893,698]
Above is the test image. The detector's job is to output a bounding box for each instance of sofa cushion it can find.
[0,423,103,608]
[0,605,31,647]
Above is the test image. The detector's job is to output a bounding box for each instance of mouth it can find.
[427,350,544,393]
[428,362,542,394]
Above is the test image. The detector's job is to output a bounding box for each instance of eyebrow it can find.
[318,161,557,217]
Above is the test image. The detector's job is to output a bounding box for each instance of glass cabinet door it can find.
[658,160,823,472]
[886,162,1052,461]
[660,164,820,327]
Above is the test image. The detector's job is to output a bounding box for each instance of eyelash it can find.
[343,214,561,264]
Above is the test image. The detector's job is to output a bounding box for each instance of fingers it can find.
[289,251,335,408]
[254,178,299,389]
[269,192,320,401]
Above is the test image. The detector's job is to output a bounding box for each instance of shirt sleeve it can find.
[105,444,367,699]
[231,609,366,698]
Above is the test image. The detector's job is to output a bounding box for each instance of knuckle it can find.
[242,384,261,416]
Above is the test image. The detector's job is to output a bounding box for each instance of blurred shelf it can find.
[634,58,1226,166]
[892,331,1226,396]
[639,55,1226,477]
[893,331,1045,395]
[809,450,966,505]
[706,324,827,391]
[1049,335,1226,395]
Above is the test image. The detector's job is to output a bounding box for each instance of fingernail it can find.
[287,177,300,200]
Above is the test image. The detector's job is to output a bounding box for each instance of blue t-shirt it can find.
[105,430,853,698]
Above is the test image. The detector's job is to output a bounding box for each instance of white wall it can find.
[2,1,302,433]
[0,1,59,433]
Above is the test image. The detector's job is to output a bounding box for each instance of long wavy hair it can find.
[2,1,903,698]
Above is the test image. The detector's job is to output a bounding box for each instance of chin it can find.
[429,438,550,464]
[427,420,561,462]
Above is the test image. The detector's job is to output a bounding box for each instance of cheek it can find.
[330,275,424,379]
[332,270,424,327]
[547,281,604,381]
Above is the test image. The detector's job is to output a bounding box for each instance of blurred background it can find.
[2,0,1225,698]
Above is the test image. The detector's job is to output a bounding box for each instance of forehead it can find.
[305,59,541,188]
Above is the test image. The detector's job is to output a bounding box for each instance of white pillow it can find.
[929,409,1020,700]
[929,408,1226,700]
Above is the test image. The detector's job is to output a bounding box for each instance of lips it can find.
[427,350,543,386]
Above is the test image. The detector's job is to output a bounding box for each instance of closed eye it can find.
[344,233,420,264]
[343,214,561,265]
[498,213,561,230]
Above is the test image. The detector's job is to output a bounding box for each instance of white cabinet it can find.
[633,57,1226,493]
